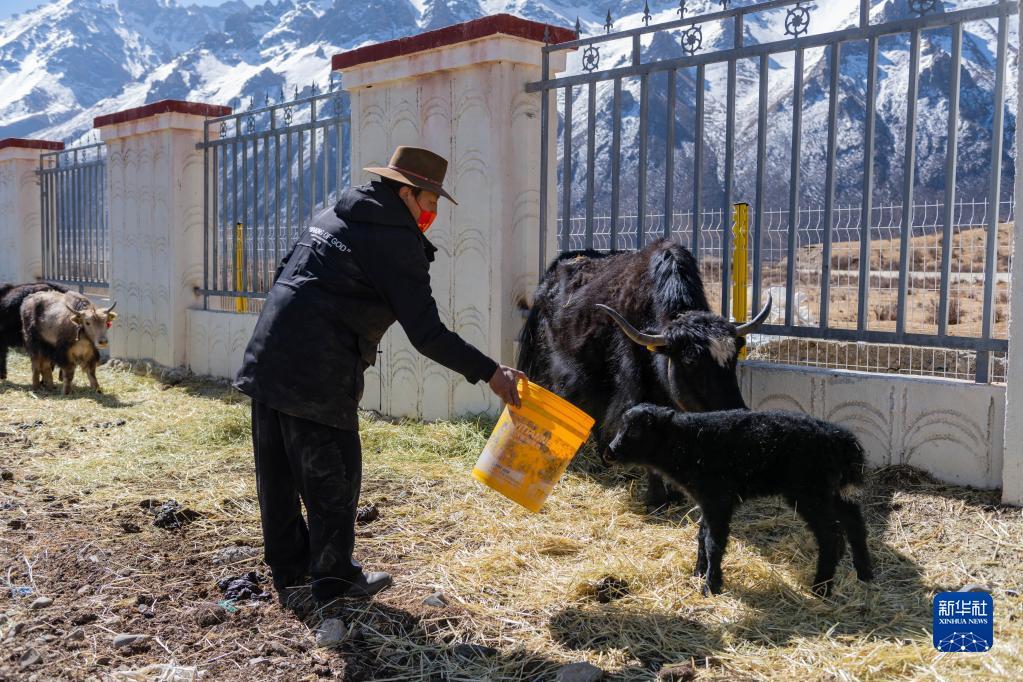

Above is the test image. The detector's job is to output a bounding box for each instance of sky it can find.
[0,0,256,21]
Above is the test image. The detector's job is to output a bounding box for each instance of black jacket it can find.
[233,181,498,430]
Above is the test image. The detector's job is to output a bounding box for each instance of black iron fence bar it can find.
[242,125,250,294]
[755,325,1008,353]
[663,69,676,240]
[637,73,649,248]
[752,53,768,316]
[199,89,350,305]
[978,8,1010,382]
[786,47,803,328]
[820,41,840,330]
[539,49,550,274]
[693,63,705,264]
[722,57,737,318]
[938,23,963,339]
[896,28,922,337]
[204,125,212,308]
[38,143,109,288]
[561,86,573,253]
[585,80,596,248]
[857,36,879,333]
[273,108,281,280]
[203,90,341,126]
[542,0,830,53]
[526,3,1017,92]
[610,77,622,251]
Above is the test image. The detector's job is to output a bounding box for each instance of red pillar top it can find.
[332,13,576,71]
[0,138,65,152]
[94,99,233,128]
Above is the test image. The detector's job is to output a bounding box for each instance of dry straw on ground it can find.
[0,355,1021,680]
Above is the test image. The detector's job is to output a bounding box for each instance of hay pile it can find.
[0,355,1020,680]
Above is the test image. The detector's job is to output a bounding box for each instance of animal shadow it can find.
[1,378,133,408]
[548,606,724,678]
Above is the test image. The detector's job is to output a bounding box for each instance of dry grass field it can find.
[1,356,1021,681]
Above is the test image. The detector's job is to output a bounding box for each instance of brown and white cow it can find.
[20,290,117,394]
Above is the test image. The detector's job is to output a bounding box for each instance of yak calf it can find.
[605,404,874,597]
[21,290,117,394]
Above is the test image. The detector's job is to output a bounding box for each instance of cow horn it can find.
[735,294,773,337]
[595,304,667,349]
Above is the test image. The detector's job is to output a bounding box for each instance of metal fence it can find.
[198,85,350,311]
[37,142,109,290]
[530,0,1017,383]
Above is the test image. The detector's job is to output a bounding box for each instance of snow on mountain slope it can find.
[0,0,1015,217]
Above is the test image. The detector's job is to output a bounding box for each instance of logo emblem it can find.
[933,591,993,653]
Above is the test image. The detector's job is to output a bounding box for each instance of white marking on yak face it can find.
[708,336,736,368]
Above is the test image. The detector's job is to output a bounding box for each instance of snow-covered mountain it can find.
[0,0,1016,216]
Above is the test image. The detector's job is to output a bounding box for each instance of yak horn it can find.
[595,304,667,349]
[105,301,117,314]
[735,294,773,337]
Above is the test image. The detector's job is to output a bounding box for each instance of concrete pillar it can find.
[333,14,573,420]
[94,100,230,368]
[1002,10,1023,505]
[0,138,64,284]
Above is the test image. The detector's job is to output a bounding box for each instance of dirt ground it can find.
[1,356,1022,681]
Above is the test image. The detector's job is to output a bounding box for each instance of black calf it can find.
[605,404,874,597]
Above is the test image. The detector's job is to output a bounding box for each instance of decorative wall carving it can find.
[741,362,1005,489]
[0,156,43,283]
[102,115,205,368]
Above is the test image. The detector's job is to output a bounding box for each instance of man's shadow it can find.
[294,599,569,681]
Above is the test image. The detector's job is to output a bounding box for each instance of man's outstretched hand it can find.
[489,365,526,408]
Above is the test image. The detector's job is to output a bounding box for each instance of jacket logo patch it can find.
[309,226,351,254]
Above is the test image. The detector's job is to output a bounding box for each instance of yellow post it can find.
[732,203,749,359]
[234,222,248,313]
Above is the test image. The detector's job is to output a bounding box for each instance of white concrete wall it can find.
[186,308,258,380]
[0,147,44,284]
[1000,8,1023,505]
[740,362,1006,490]
[339,35,567,421]
[99,112,208,368]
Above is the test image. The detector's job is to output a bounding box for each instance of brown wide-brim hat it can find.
[365,146,457,204]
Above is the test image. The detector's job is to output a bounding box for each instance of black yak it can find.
[517,240,770,507]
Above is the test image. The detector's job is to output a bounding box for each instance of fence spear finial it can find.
[604,10,613,34]
[575,16,581,39]
[643,1,651,26]
[678,0,686,18]
[294,85,299,100]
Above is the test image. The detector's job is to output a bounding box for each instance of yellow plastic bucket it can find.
[472,380,595,513]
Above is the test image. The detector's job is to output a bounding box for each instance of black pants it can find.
[251,400,362,600]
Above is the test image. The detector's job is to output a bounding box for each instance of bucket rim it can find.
[516,380,595,433]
